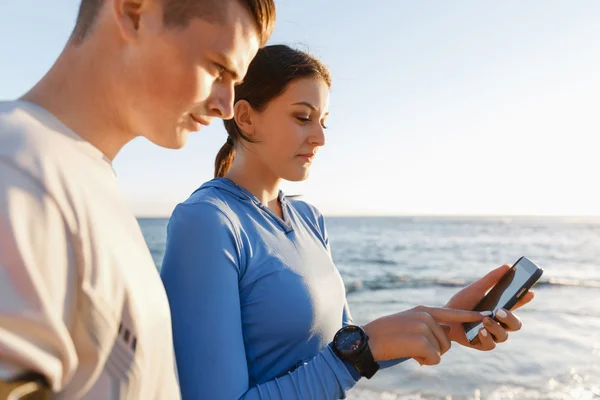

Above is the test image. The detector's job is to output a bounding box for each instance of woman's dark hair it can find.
[214,44,332,178]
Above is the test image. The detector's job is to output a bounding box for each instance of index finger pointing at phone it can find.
[419,306,491,323]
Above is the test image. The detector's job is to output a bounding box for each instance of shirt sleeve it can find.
[0,162,78,391]
[160,202,358,400]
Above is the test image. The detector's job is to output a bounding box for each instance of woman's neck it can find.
[225,158,283,218]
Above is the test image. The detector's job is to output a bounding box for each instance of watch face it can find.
[336,327,365,355]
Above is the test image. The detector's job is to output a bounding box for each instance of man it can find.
[0,0,275,398]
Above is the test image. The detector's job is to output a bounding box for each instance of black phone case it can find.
[466,257,544,343]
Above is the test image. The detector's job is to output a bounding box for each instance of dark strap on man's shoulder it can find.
[0,373,49,400]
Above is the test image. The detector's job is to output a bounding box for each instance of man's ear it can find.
[112,0,146,41]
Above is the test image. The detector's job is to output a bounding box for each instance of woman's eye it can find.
[296,116,328,129]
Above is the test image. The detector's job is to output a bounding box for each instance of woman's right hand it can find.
[363,306,488,366]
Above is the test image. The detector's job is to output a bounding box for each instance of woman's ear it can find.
[233,100,255,137]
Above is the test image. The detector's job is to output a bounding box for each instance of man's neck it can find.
[21,42,134,161]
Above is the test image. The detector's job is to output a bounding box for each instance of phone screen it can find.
[464,257,541,341]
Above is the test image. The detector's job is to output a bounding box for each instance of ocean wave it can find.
[345,276,600,294]
[346,364,600,399]
[346,384,600,400]
[347,257,398,266]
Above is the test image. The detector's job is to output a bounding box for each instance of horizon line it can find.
[135,213,600,219]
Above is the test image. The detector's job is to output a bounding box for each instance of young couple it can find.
[0,0,533,398]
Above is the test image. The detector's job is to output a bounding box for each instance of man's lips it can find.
[190,114,211,128]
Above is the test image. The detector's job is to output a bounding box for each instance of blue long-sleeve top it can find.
[160,178,405,399]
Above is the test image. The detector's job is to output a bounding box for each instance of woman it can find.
[160,45,533,399]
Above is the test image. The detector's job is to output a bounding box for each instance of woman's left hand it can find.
[443,264,536,351]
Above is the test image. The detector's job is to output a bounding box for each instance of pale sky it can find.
[1,1,599,217]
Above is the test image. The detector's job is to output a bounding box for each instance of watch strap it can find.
[352,340,379,379]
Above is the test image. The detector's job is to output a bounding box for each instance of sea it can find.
[139,216,600,400]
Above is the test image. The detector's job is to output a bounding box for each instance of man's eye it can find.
[214,64,226,80]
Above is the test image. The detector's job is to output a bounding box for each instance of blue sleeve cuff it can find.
[328,343,362,382]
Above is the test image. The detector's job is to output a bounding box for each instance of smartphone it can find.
[463,256,543,343]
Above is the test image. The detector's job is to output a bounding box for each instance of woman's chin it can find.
[282,168,311,182]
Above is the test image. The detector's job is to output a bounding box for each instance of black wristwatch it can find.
[332,325,380,379]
